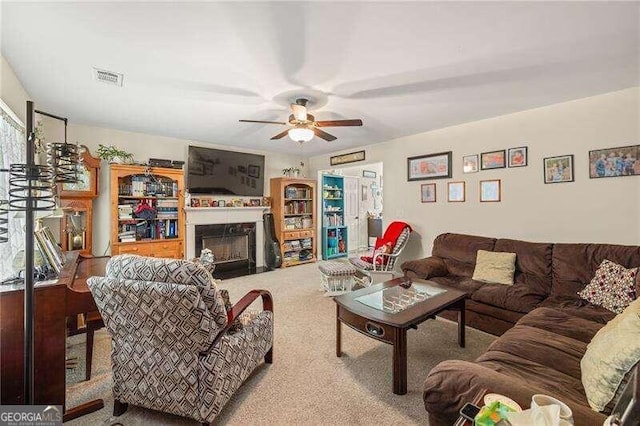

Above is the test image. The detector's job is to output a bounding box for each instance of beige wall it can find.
[39,121,308,256]
[309,87,640,263]
[0,55,30,123]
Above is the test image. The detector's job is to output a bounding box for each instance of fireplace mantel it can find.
[185,207,269,267]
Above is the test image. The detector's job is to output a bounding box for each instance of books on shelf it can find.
[34,226,65,273]
[284,186,311,199]
[323,213,343,227]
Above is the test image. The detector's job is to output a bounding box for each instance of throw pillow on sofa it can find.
[578,259,638,314]
[581,297,640,411]
[472,250,517,285]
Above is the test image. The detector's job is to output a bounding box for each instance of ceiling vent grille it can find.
[93,67,123,86]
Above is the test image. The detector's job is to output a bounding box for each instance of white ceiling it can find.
[2,2,639,156]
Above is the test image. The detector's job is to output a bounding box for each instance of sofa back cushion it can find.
[494,239,553,296]
[432,233,496,277]
[552,243,640,298]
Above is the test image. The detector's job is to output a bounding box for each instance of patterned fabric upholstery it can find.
[318,261,357,276]
[88,255,274,423]
[106,254,228,327]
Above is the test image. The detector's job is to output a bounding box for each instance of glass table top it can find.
[355,281,447,314]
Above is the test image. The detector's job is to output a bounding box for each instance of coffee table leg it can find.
[336,305,342,357]
[458,299,466,348]
[393,328,407,395]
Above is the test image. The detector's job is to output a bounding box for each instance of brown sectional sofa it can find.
[400,233,640,425]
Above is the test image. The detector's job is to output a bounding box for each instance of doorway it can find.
[317,162,383,257]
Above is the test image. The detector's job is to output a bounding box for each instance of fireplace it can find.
[195,223,256,276]
[185,205,266,279]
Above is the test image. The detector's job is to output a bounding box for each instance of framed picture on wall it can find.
[508,146,528,167]
[544,154,574,184]
[363,170,377,178]
[463,154,479,173]
[421,183,436,203]
[588,145,640,178]
[407,151,452,181]
[447,181,465,202]
[480,179,501,202]
[481,150,506,170]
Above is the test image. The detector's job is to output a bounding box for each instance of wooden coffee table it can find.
[335,277,467,395]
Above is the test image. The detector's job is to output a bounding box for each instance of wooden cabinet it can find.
[270,177,317,267]
[110,164,185,259]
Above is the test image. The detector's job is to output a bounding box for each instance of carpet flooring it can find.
[66,263,495,425]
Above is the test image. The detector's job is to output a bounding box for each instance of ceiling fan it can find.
[239,98,363,143]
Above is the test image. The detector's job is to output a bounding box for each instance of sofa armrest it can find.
[201,289,273,355]
[424,360,606,426]
[400,256,448,279]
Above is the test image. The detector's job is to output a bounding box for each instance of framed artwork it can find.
[508,146,528,167]
[191,198,200,207]
[481,150,506,170]
[363,170,377,178]
[218,200,226,207]
[480,179,501,202]
[237,165,247,174]
[544,154,574,184]
[588,145,640,178]
[447,181,465,202]
[463,154,479,173]
[407,151,452,181]
[421,183,436,203]
[330,150,366,166]
[248,164,261,178]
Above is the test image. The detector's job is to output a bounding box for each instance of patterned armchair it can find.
[87,255,273,425]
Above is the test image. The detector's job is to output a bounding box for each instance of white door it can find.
[343,176,360,253]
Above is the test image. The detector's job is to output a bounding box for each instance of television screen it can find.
[187,146,265,196]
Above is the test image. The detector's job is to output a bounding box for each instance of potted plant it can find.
[97,144,134,164]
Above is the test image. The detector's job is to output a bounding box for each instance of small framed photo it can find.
[248,164,261,178]
[447,181,465,202]
[250,198,261,206]
[508,147,528,167]
[421,183,436,203]
[363,170,377,179]
[407,151,452,181]
[191,198,200,207]
[588,145,639,178]
[480,179,501,202]
[218,200,226,207]
[481,150,506,170]
[544,154,574,184]
[211,200,218,207]
[463,155,479,173]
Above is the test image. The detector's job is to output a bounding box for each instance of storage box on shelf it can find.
[322,174,348,260]
[110,164,185,259]
[270,177,317,267]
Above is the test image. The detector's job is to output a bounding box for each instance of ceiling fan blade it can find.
[291,104,307,121]
[270,129,290,140]
[239,119,287,125]
[313,128,337,142]
[314,119,363,127]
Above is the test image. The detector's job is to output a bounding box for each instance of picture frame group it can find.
[464,146,528,173]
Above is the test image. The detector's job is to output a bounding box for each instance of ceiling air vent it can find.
[93,67,123,87]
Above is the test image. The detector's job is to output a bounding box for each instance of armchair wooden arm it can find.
[202,289,274,362]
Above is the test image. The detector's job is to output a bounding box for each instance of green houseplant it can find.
[97,144,134,164]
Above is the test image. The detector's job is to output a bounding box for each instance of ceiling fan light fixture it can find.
[288,127,314,143]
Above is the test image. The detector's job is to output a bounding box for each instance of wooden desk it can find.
[0,252,107,420]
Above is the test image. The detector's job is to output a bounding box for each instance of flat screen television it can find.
[187,146,265,196]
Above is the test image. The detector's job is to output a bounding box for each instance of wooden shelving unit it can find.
[322,174,348,260]
[110,164,185,259]
[270,177,317,268]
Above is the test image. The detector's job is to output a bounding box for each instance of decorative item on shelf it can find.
[97,144,134,164]
[282,167,301,177]
[262,197,271,207]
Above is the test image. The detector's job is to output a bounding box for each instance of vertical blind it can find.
[0,100,25,280]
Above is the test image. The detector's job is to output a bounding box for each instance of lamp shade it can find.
[288,127,314,143]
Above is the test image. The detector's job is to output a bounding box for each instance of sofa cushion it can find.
[516,307,603,344]
[429,275,484,294]
[494,238,553,296]
[539,296,616,324]
[578,259,638,314]
[432,233,496,277]
[551,243,640,299]
[581,297,640,411]
[472,250,517,285]
[471,283,546,314]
